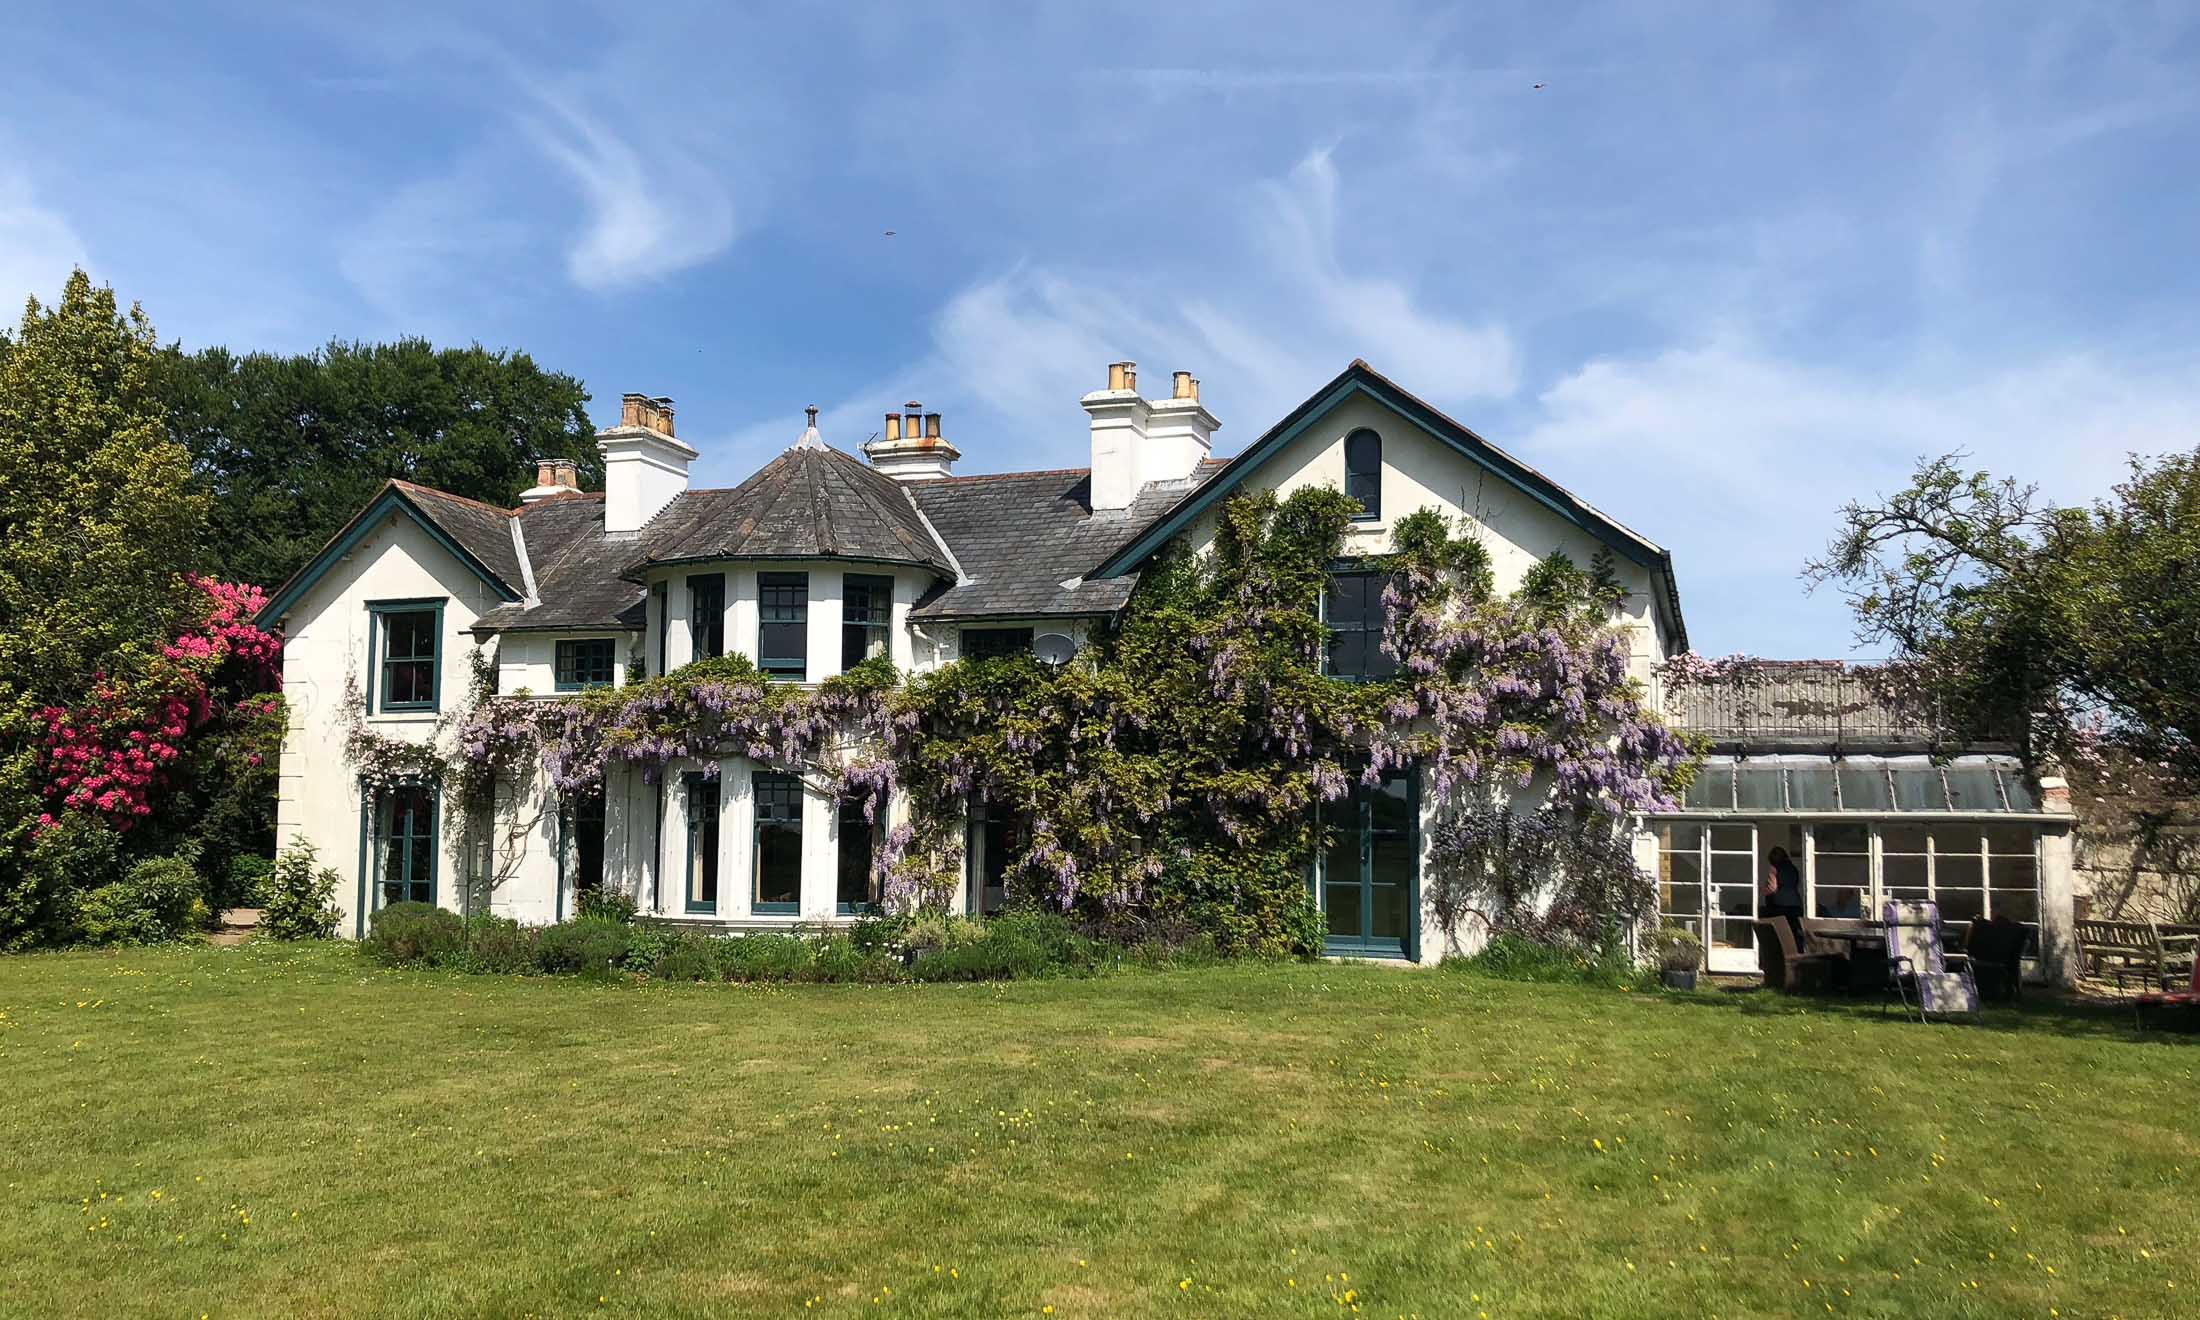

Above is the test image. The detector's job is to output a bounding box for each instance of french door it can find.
[1320,768,1417,959]
[1656,821,1759,973]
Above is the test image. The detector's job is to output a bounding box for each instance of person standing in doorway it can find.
[1764,846,1806,939]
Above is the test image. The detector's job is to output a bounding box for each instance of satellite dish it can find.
[1033,633,1078,667]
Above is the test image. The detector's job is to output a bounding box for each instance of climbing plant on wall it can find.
[372,489,1698,956]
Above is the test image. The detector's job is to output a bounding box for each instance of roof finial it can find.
[795,404,826,451]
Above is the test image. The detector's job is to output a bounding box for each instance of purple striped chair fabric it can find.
[1883,900,1979,1019]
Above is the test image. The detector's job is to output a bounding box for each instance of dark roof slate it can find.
[473,493,647,634]
[631,443,954,579]
[392,481,523,588]
[906,469,1207,620]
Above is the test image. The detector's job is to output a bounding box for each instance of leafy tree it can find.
[1807,449,2200,785]
[0,271,209,945]
[159,338,597,588]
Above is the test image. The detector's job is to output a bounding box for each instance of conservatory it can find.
[1648,753,2076,978]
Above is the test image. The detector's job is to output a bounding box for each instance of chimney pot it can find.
[924,412,941,439]
[883,412,902,441]
[555,459,578,489]
[1172,370,1195,400]
[1107,361,1127,391]
[1123,363,1137,391]
[538,458,558,488]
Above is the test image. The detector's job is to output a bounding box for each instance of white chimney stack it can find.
[598,393,697,534]
[1083,362,1216,511]
[863,400,960,481]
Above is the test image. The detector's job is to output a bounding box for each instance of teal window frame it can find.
[1344,428,1382,521]
[1321,568,1395,681]
[366,598,445,714]
[964,796,1026,915]
[757,572,809,682]
[356,778,439,936]
[1312,765,1419,960]
[554,638,618,691]
[651,581,670,676]
[688,573,726,660]
[836,795,879,914]
[841,573,893,671]
[752,771,803,914]
[683,772,720,914]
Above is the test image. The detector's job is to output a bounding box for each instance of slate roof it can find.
[629,443,955,580]
[472,494,648,634]
[905,468,1210,620]
[391,481,524,588]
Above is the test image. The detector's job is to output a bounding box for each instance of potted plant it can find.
[1651,924,1702,990]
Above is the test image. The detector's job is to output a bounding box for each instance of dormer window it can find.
[1344,429,1381,522]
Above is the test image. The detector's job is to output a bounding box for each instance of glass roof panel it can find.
[1892,766,1949,811]
[1837,760,1892,811]
[2000,771,2040,812]
[1786,762,1838,810]
[1736,765,1786,811]
[1684,763,1734,810]
[1944,764,2006,812]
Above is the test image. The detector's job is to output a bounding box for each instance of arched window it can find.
[1344,428,1381,521]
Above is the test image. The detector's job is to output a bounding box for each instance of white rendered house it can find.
[256,360,2076,976]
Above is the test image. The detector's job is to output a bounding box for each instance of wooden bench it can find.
[2076,918,2198,990]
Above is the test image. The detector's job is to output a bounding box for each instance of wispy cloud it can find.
[510,75,737,292]
[0,167,89,316]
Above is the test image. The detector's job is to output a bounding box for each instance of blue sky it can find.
[4,2,2196,656]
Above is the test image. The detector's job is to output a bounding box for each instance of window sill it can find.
[365,710,439,724]
[752,903,800,916]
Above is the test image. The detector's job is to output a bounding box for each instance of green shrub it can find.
[575,888,637,924]
[363,901,465,966]
[810,932,902,983]
[262,843,342,941]
[909,910,1101,982]
[5,814,123,949]
[899,910,987,952]
[650,934,725,982]
[459,914,538,973]
[1448,931,1649,990]
[222,853,276,909]
[620,924,677,975]
[720,932,816,982]
[535,917,634,976]
[77,856,208,946]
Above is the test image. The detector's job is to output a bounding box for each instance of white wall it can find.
[270,510,526,938]
[494,631,642,696]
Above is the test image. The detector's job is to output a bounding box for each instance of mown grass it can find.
[0,942,2194,1318]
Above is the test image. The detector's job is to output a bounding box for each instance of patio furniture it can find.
[2075,918,2197,990]
[2135,956,2200,1031]
[1961,915,2028,1002]
[1754,918,1832,994]
[1883,900,1978,1021]
[1805,921,1889,994]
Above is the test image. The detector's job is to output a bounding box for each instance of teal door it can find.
[1321,768,1417,958]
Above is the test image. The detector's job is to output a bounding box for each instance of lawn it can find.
[0,944,2193,1319]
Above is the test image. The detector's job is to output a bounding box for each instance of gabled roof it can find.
[1089,360,1688,649]
[906,469,1204,620]
[628,442,956,581]
[255,480,525,626]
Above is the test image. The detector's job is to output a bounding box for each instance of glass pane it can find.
[756,826,801,906]
[2000,771,2040,812]
[1815,822,1870,855]
[1939,888,1985,924]
[1991,885,2040,925]
[1934,847,1982,897]
[964,628,1034,660]
[1708,824,1755,853]
[1711,915,1755,951]
[1837,761,1891,810]
[837,800,875,909]
[1369,878,1408,941]
[1325,882,1363,938]
[1685,765,1734,811]
[1882,852,1928,897]
[759,623,807,679]
[1787,762,1837,810]
[1660,850,1704,916]
[1657,822,1703,852]
[1892,766,1948,811]
[1710,852,1754,887]
[1813,846,1870,919]
[1368,775,1412,834]
[1944,764,2004,811]
[687,778,719,907]
[1736,766,1785,811]
[1985,824,2036,855]
[1881,824,1930,854]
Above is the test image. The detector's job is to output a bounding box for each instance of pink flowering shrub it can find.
[36,577,283,830]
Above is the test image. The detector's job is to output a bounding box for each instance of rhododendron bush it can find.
[422,489,1696,957]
